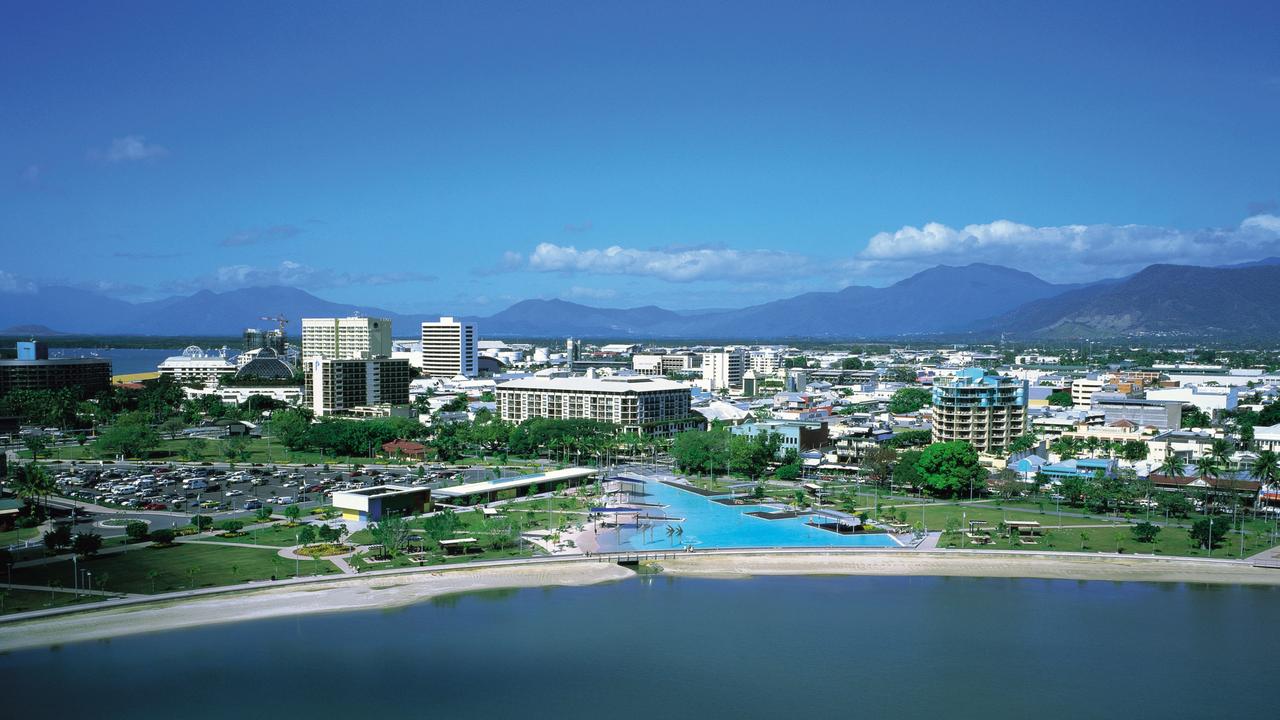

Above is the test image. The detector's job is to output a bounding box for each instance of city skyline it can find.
[4,2,1280,314]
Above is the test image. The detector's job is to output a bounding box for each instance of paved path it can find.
[0,582,142,599]
[177,539,281,551]
[13,542,154,569]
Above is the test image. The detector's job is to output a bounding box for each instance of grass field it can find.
[1,525,42,546]
[227,522,316,547]
[940,520,1276,558]
[0,589,108,616]
[9,543,339,595]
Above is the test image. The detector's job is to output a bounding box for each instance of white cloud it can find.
[0,270,37,294]
[850,214,1280,283]
[219,224,302,247]
[512,242,811,282]
[169,261,436,293]
[565,286,618,301]
[97,135,168,163]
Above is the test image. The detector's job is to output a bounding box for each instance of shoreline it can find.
[3,550,1278,652]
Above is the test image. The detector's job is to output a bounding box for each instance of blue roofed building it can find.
[1039,457,1118,482]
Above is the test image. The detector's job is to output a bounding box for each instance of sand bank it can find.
[656,550,1280,585]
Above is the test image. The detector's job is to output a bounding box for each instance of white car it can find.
[225,489,244,497]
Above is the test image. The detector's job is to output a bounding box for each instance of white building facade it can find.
[421,316,478,377]
[301,316,393,361]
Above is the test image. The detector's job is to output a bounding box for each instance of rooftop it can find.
[497,375,690,393]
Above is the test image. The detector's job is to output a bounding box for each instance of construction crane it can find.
[260,314,289,332]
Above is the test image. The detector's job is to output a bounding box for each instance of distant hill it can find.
[4,259,1280,340]
[0,285,434,337]
[648,263,1079,338]
[481,299,685,336]
[0,324,65,336]
[987,264,1280,338]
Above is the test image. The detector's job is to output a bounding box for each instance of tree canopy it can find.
[913,441,984,497]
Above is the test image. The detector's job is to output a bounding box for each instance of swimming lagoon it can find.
[611,477,901,551]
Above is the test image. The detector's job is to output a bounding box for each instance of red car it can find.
[142,502,168,511]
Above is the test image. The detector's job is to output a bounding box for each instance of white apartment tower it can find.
[421,316,478,377]
[300,316,392,361]
[702,348,746,391]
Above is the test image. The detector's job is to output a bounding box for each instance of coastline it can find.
[3,550,1278,652]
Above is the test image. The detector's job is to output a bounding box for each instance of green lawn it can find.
[866,501,1124,531]
[9,543,339,595]
[939,522,1276,558]
[1,525,42,546]
[0,588,108,616]
[228,522,316,547]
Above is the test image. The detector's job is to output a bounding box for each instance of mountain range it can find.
[3,260,1279,340]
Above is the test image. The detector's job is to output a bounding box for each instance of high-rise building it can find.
[931,368,1028,454]
[421,317,478,377]
[300,316,392,361]
[243,328,286,355]
[495,375,700,437]
[305,357,411,416]
[702,348,745,391]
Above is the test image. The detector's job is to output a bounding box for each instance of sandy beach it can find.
[4,550,1278,652]
[656,550,1280,586]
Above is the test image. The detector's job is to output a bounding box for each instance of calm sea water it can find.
[2,576,1275,719]
[49,348,201,375]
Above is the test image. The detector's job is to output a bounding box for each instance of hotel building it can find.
[301,316,392,361]
[496,375,700,437]
[305,357,411,417]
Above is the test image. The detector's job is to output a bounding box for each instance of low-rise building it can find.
[496,375,700,437]
[731,419,829,458]
[332,485,430,522]
[1090,394,1183,431]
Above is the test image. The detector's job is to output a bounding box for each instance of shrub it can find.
[125,520,150,543]
[217,519,246,534]
[190,514,213,532]
[148,528,177,545]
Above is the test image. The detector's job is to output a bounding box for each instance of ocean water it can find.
[48,348,184,376]
[2,575,1274,719]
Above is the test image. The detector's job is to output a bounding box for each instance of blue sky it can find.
[3,1,1280,314]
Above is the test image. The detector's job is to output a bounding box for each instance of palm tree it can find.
[1051,437,1080,460]
[1251,450,1279,487]
[13,464,55,520]
[1159,454,1184,479]
[1210,438,1233,469]
[1194,455,1221,512]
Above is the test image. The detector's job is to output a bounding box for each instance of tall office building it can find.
[931,367,1028,454]
[243,328,287,355]
[300,316,392,360]
[701,348,745,391]
[421,316,478,377]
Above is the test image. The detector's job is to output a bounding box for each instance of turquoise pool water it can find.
[614,478,901,550]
